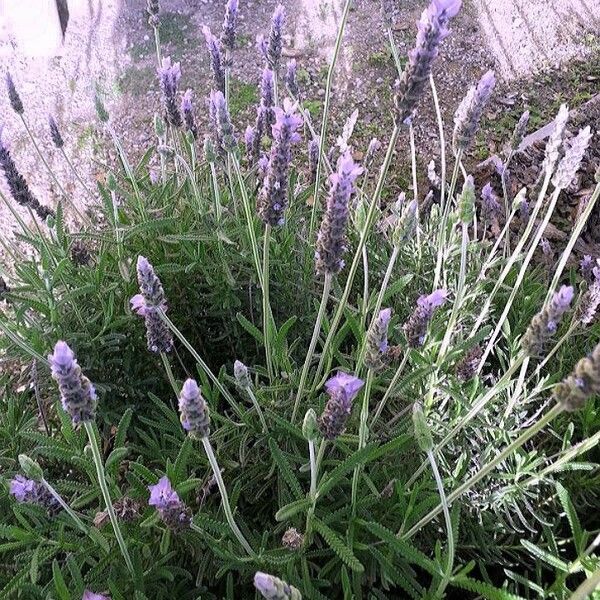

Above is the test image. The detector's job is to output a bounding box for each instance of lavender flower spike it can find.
[365,308,393,371]
[181,89,198,139]
[318,372,364,440]
[394,0,461,124]
[148,476,191,531]
[82,592,110,600]
[521,285,574,357]
[48,116,64,148]
[254,572,302,600]
[203,26,226,95]
[554,343,600,411]
[6,72,23,114]
[157,57,182,127]
[260,68,276,133]
[210,90,236,153]
[10,475,59,513]
[403,289,448,347]
[453,70,496,152]
[178,378,210,438]
[285,59,298,98]
[130,256,174,354]
[542,104,569,176]
[308,137,320,185]
[0,127,54,220]
[315,151,363,275]
[220,0,239,53]
[49,341,98,424]
[266,4,285,69]
[258,98,303,226]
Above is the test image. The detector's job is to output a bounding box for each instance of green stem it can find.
[291,274,332,424]
[429,74,446,214]
[246,387,268,434]
[42,478,88,534]
[160,352,179,398]
[357,244,400,375]
[153,25,162,67]
[408,124,421,256]
[360,245,369,332]
[308,439,317,499]
[210,162,223,222]
[308,0,353,241]
[370,352,409,430]
[401,403,563,539]
[263,225,274,380]
[311,125,400,391]
[83,422,134,575]
[159,311,245,420]
[351,370,374,517]
[568,567,600,600]
[304,439,327,545]
[201,437,256,557]
[59,147,95,203]
[427,449,454,599]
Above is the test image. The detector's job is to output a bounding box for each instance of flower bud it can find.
[18,454,43,481]
[302,409,318,441]
[412,403,433,452]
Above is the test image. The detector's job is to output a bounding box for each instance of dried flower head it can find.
[392,198,418,246]
[521,285,574,357]
[509,110,530,152]
[10,475,59,514]
[234,360,251,389]
[282,527,304,550]
[542,104,569,176]
[203,26,226,95]
[453,70,496,152]
[394,0,461,124]
[403,289,448,347]
[178,378,210,438]
[480,181,502,232]
[318,372,364,440]
[266,5,285,69]
[6,72,23,114]
[552,126,592,190]
[48,116,64,148]
[254,572,302,600]
[554,343,600,411]
[70,240,92,267]
[315,151,363,275]
[580,255,600,284]
[220,0,239,53]
[130,256,174,354]
[0,127,54,221]
[158,57,182,127]
[258,98,303,226]
[577,276,600,326]
[455,344,482,381]
[148,476,191,531]
[365,308,393,371]
[49,341,97,424]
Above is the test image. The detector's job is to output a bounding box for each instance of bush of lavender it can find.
[0,0,599,598]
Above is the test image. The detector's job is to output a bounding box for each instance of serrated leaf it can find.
[275,498,311,522]
[312,518,363,572]
[268,439,303,500]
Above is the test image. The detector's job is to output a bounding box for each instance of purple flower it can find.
[203,26,225,95]
[256,35,268,61]
[0,127,54,221]
[403,289,448,347]
[234,360,251,388]
[220,0,239,53]
[580,255,600,283]
[244,125,255,161]
[365,308,393,371]
[319,372,364,440]
[48,116,64,148]
[578,279,600,326]
[181,89,198,139]
[554,343,600,412]
[82,592,110,600]
[285,59,298,97]
[266,5,285,68]
[6,72,23,114]
[315,151,363,275]
[394,0,461,123]
[49,341,97,424]
[257,99,303,227]
[455,344,483,381]
[10,475,59,513]
[481,182,502,228]
[131,256,174,354]
[260,68,275,134]
[308,137,320,185]
[258,154,269,178]
[178,378,210,437]
[522,285,574,357]
[148,476,191,531]
[364,138,381,168]
[453,70,496,152]
[209,90,236,153]
[157,57,182,127]
[254,572,301,600]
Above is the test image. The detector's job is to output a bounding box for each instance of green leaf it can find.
[312,518,363,573]
[236,312,264,344]
[52,559,70,600]
[275,498,311,522]
[268,438,303,500]
[520,540,569,571]
[114,408,133,448]
[555,482,583,552]
[450,576,526,600]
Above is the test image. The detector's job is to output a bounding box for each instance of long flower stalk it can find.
[311,125,400,391]
[370,351,409,429]
[304,440,327,545]
[201,437,256,557]
[430,74,447,213]
[41,478,88,534]
[291,274,332,423]
[84,422,135,575]
[262,225,274,379]
[308,0,353,242]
